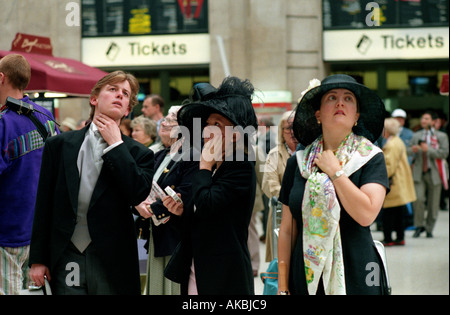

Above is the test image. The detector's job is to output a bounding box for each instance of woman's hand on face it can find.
[314,150,342,177]
[200,135,224,170]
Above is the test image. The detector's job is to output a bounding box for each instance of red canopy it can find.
[0,50,108,96]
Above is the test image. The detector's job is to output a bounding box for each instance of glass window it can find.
[323,0,449,29]
[82,0,208,37]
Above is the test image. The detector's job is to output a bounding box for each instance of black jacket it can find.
[143,147,199,257]
[172,154,256,295]
[29,126,154,295]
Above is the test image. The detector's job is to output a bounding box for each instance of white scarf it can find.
[296,133,381,294]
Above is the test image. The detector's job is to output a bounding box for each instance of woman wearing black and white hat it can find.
[277,74,390,295]
[164,76,258,295]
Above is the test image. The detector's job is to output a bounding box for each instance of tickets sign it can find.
[323,27,448,61]
[82,33,210,67]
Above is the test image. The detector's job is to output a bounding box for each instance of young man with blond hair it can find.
[29,71,154,295]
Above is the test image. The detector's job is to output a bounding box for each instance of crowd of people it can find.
[0,53,448,295]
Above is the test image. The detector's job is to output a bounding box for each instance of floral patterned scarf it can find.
[296,132,381,294]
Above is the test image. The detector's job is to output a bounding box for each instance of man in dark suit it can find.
[28,71,154,294]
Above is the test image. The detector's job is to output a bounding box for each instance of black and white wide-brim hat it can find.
[294,74,386,146]
[177,78,258,138]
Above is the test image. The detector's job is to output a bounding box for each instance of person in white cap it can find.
[391,108,414,163]
[60,117,77,132]
[391,108,415,229]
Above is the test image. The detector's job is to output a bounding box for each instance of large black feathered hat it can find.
[294,74,385,146]
[177,76,258,135]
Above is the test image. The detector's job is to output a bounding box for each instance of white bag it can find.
[19,278,52,295]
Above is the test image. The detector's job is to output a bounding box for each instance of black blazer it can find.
[142,147,198,257]
[173,154,256,295]
[29,125,154,295]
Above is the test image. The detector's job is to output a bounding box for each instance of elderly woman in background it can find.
[151,106,182,153]
[261,110,298,262]
[119,118,132,136]
[131,116,157,150]
[135,105,199,295]
[381,118,416,246]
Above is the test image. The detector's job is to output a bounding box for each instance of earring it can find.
[354,121,358,126]
[317,120,321,125]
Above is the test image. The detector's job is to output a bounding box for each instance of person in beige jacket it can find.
[261,111,298,262]
[382,118,416,246]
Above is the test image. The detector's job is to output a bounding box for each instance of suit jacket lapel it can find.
[64,127,88,213]
[157,159,177,184]
[88,172,107,211]
[88,133,128,210]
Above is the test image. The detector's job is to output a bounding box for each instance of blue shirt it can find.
[399,127,414,164]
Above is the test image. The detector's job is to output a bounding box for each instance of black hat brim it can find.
[294,81,385,146]
[177,100,238,131]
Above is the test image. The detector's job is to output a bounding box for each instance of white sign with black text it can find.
[81,34,210,67]
[324,27,448,61]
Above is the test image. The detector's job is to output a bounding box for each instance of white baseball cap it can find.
[391,108,407,118]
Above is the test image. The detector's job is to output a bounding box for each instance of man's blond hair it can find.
[0,54,31,91]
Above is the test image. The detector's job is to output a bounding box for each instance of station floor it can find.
[254,207,449,295]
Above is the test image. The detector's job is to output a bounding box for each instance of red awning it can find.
[440,73,449,96]
[0,50,108,97]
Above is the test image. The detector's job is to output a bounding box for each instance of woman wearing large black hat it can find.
[164,76,258,295]
[277,74,390,295]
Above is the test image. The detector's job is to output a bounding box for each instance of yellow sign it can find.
[129,8,151,34]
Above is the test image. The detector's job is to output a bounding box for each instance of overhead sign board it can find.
[11,33,53,56]
[82,33,210,67]
[324,27,448,61]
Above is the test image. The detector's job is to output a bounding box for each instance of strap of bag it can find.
[28,112,50,141]
[42,277,52,295]
[4,96,58,141]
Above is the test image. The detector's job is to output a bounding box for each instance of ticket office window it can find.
[331,69,447,123]
[331,67,446,97]
[132,72,209,117]
[82,0,208,37]
[323,0,449,29]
